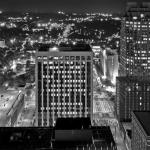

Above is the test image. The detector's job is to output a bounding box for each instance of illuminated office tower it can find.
[119,2,150,76]
[116,2,150,123]
[36,44,93,126]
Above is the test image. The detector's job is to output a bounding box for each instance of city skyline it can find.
[0,0,150,149]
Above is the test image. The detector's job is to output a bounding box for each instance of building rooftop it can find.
[38,43,92,52]
[133,111,150,136]
[55,117,91,130]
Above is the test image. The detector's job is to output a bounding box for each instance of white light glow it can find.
[11,61,16,71]
[105,86,115,93]
[50,47,58,51]
[102,75,106,80]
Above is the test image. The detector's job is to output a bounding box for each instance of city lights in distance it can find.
[50,47,59,51]
[133,16,137,20]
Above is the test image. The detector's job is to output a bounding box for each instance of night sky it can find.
[0,0,149,13]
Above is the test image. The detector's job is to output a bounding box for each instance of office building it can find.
[119,2,150,76]
[36,44,93,126]
[116,76,150,122]
[132,111,150,150]
[106,51,118,84]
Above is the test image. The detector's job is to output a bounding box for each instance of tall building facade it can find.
[116,2,150,123]
[36,45,93,126]
[119,2,150,76]
[116,76,150,122]
[106,51,118,84]
[132,111,150,150]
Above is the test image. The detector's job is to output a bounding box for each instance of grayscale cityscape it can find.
[0,0,150,149]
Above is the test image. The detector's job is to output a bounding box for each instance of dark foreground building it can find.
[116,76,150,122]
[132,111,150,150]
[0,118,117,150]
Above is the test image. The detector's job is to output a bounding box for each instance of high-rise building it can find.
[132,111,150,150]
[116,2,150,123]
[35,44,93,126]
[119,2,150,76]
[116,76,150,122]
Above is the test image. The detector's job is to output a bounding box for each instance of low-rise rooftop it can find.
[38,43,92,52]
